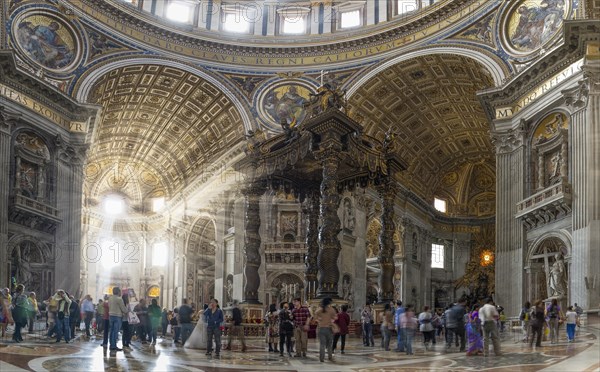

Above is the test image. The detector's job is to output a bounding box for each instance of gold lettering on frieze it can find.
[495,59,584,119]
[0,83,87,133]
[71,0,489,67]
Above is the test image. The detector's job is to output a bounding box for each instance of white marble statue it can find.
[548,253,567,298]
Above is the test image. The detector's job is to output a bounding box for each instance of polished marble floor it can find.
[1,314,599,372]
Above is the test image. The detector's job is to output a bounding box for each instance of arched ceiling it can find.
[348,54,496,207]
[86,65,245,199]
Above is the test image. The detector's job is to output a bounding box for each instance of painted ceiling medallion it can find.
[257,82,314,132]
[12,11,80,72]
[503,0,570,56]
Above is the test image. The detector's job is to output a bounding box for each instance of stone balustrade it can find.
[13,194,59,219]
[264,242,307,264]
[515,180,572,230]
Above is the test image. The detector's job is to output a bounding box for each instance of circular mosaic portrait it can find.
[503,0,571,56]
[12,12,80,72]
[257,82,314,131]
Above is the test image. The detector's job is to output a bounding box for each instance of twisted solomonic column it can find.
[242,183,264,304]
[304,190,320,301]
[378,180,396,303]
[315,149,342,298]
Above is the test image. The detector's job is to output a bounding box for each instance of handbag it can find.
[332,322,340,334]
[128,312,140,325]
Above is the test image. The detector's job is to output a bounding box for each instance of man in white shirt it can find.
[479,298,501,356]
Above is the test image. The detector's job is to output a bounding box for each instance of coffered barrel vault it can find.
[348,54,496,211]
[86,65,246,198]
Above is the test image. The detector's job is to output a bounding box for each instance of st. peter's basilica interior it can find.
[0,0,599,371]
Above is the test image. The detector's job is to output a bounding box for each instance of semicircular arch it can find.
[345,45,509,97]
[74,57,254,133]
[527,230,572,262]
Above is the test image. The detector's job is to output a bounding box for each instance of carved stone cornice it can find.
[478,20,600,122]
[74,0,477,64]
[0,52,97,122]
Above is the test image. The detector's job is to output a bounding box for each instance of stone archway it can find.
[269,273,304,305]
[186,216,217,306]
[526,236,570,304]
[8,237,53,300]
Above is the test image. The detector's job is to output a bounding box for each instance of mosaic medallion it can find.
[12,12,80,72]
[502,0,571,56]
[257,82,314,131]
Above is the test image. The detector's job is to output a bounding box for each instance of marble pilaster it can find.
[54,141,87,295]
[491,128,527,316]
[567,59,600,309]
[0,109,13,286]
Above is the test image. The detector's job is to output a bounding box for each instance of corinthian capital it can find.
[563,79,589,110]
[490,128,526,154]
[0,107,19,132]
[582,61,600,94]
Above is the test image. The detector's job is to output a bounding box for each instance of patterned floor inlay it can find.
[0,315,598,372]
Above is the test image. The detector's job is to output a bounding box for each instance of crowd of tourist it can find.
[0,284,209,350]
[0,284,586,362]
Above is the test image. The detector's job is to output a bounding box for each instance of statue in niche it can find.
[550,152,562,178]
[547,253,568,299]
[224,277,233,305]
[342,198,355,232]
[341,274,352,301]
[412,232,419,260]
[18,163,36,197]
[13,242,33,287]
